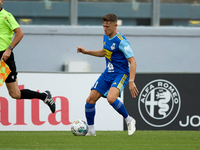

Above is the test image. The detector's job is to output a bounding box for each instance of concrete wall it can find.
[3,1,200,26]
[15,25,200,73]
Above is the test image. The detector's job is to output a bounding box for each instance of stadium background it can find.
[0,0,200,131]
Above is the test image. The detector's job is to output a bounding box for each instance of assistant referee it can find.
[0,0,56,113]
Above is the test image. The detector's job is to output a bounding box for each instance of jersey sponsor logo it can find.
[104,49,113,61]
[111,43,116,50]
[138,79,181,127]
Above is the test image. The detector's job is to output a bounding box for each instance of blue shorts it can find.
[91,73,129,98]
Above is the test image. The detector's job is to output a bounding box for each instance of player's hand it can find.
[77,46,87,54]
[0,49,12,62]
[129,81,139,98]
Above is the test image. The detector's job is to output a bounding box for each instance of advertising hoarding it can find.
[124,73,200,130]
[0,73,123,131]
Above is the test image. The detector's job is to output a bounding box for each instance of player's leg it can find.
[85,75,108,136]
[108,74,136,135]
[85,89,102,136]
[85,89,102,125]
[107,87,130,119]
[108,87,136,135]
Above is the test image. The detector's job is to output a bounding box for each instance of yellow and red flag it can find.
[0,60,11,87]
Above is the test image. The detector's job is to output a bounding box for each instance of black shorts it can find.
[0,51,18,83]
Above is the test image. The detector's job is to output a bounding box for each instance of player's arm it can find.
[77,46,105,57]
[1,27,24,61]
[119,39,139,98]
[127,56,139,98]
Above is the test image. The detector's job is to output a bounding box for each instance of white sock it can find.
[125,115,133,123]
[88,125,95,133]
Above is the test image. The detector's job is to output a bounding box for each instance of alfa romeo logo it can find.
[138,79,181,127]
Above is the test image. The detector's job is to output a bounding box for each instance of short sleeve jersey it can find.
[103,32,134,76]
[0,8,20,51]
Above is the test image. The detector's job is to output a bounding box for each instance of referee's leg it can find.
[6,79,21,99]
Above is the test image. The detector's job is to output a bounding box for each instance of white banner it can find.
[0,73,123,131]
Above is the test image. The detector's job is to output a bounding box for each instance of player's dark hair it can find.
[102,13,117,23]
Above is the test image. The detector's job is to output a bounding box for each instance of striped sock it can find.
[111,99,128,118]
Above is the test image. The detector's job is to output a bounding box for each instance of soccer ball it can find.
[71,120,88,136]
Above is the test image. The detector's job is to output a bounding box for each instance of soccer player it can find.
[0,0,55,113]
[77,13,139,136]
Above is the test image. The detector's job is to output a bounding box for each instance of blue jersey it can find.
[91,33,134,97]
[103,32,134,76]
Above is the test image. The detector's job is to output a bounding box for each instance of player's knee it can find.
[9,90,21,99]
[86,96,96,104]
[86,90,101,104]
[107,95,116,104]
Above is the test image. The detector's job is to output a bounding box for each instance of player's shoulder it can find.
[116,32,127,41]
[118,33,131,49]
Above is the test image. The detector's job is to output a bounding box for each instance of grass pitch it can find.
[0,131,199,150]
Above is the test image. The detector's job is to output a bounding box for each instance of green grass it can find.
[0,131,199,150]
